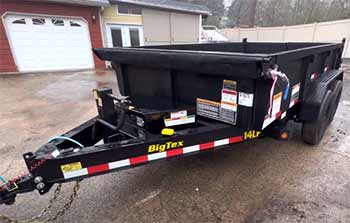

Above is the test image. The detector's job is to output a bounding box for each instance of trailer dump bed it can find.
[94,41,343,130]
[0,41,344,209]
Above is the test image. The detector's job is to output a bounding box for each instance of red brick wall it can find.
[0,0,105,72]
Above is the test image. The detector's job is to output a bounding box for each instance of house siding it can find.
[142,8,201,45]
[103,5,143,25]
[103,4,201,46]
[0,0,105,73]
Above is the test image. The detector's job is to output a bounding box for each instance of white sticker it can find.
[238,92,254,107]
[164,115,195,127]
[272,92,282,116]
[171,110,187,119]
[221,102,237,111]
[221,90,237,104]
[51,149,60,158]
[197,98,221,120]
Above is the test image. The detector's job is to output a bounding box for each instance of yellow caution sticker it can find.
[61,162,82,173]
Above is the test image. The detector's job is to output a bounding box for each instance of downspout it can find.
[98,6,109,68]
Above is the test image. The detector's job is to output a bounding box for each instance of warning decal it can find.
[238,92,254,107]
[272,92,282,116]
[61,162,82,173]
[220,80,238,125]
[221,89,237,109]
[171,110,187,119]
[262,92,283,130]
[197,98,221,120]
[223,80,237,91]
[196,80,238,125]
[164,110,195,127]
[164,115,196,127]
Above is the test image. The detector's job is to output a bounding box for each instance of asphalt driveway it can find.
[0,69,350,223]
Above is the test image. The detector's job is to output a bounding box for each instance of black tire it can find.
[302,90,333,145]
[328,80,343,123]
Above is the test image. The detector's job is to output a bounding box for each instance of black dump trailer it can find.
[0,40,345,205]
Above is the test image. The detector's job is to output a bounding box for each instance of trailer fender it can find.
[299,70,343,122]
[302,90,332,145]
[328,80,343,123]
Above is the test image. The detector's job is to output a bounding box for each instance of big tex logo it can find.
[148,141,184,153]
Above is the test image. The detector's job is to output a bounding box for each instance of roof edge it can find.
[110,0,211,15]
[30,0,110,7]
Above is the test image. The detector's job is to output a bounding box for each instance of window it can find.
[52,19,64,26]
[117,4,142,15]
[130,7,142,15]
[129,29,140,46]
[70,21,81,27]
[117,4,129,14]
[111,29,123,47]
[12,18,26,24]
[32,18,45,25]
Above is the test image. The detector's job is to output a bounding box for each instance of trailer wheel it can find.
[328,80,343,123]
[302,90,332,145]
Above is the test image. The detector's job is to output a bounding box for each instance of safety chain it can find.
[0,181,80,223]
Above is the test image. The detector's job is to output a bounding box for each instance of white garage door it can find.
[4,14,94,72]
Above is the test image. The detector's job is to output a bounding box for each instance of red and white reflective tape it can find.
[62,136,244,180]
[311,73,318,80]
[289,98,299,108]
[289,83,301,108]
[262,111,287,129]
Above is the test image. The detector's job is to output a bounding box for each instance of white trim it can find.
[106,23,144,47]
[1,12,19,70]
[199,14,202,43]
[111,0,210,16]
[99,8,107,48]
[1,11,96,72]
[1,11,90,24]
[99,8,109,68]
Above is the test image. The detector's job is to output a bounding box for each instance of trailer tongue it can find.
[0,40,345,207]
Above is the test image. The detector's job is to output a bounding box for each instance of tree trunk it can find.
[248,0,258,27]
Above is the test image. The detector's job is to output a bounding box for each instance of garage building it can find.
[0,0,108,73]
